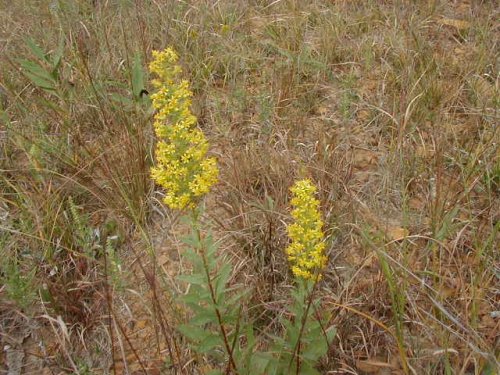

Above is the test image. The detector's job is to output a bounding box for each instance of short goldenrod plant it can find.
[149,48,218,210]
[266,178,334,374]
[149,48,334,374]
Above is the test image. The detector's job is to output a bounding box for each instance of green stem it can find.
[289,276,319,374]
[192,211,239,374]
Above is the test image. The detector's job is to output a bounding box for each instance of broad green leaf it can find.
[24,73,56,91]
[132,52,144,99]
[20,59,53,80]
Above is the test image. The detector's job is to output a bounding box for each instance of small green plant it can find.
[18,37,66,99]
[1,255,37,310]
[105,237,125,293]
[361,228,410,374]
[67,196,97,259]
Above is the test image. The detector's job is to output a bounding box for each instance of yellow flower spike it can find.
[286,179,327,280]
[149,48,218,210]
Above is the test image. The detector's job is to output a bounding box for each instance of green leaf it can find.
[51,37,64,77]
[109,93,134,105]
[301,337,328,361]
[265,194,275,211]
[189,310,215,326]
[177,324,208,342]
[237,325,258,368]
[481,361,498,375]
[132,52,144,99]
[177,273,206,286]
[188,303,215,319]
[197,334,222,353]
[326,326,336,344]
[250,352,274,374]
[214,262,231,303]
[205,232,217,258]
[38,97,63,112]
[19,59,56,91]
[24,72,56,91]
[182,247,203,268]
[225,288,251,309]
[181,287,211,301]
[181,232,200,248]
[25,37,48,61]
[299,362,322,375]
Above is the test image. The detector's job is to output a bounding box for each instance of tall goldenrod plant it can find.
[149,48,244,373]
[149,48,218,210]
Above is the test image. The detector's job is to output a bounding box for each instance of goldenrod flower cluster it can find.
[286,179,327,280]
[149,48,218,210]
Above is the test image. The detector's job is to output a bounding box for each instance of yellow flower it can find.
[149,48,218,210]
[286,179,327,280]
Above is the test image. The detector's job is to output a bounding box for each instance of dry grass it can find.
[0,0,498,374]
